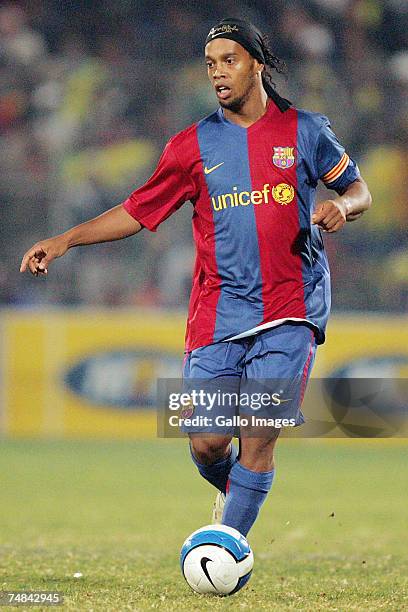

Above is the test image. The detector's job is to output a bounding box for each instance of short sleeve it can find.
[315,121,360,194]
[123,140,197,232]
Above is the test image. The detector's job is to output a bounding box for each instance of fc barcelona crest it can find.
[273,147,295,169]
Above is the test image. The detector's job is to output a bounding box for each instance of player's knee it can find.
[190,436,232,465]
[240,435,279,472]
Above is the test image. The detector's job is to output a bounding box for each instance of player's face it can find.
[205,39,262,112]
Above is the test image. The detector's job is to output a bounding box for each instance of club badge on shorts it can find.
[180,396,195,419]
[272,183,295,205]
[272,146,295,169]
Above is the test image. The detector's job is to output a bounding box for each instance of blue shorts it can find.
[181,323,316,435]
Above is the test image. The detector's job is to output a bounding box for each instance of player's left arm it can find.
[312,176,372,233]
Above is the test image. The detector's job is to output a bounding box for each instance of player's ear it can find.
[254,60,264,75]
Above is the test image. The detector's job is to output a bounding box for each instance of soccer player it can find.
[20,18,371,538]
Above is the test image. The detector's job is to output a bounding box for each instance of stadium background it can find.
[1,2,408,609]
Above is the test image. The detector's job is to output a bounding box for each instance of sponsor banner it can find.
[0,311,407,438]
[0,310,185,438]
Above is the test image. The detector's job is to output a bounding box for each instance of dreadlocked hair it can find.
[260,33,288,93]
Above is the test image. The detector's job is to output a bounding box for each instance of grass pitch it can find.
[0,439,407,611]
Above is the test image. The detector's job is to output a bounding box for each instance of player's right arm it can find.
[20,204,141,276]
[21,134,197,277]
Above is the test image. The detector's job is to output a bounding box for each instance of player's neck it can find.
[222,87,269,128]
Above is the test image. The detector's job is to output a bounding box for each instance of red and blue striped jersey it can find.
[123,100,360,352]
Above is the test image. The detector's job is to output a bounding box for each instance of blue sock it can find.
[222,462,275,536]
[190,442,238,494]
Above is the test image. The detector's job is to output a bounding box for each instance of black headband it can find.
[205,18,265,65]
[205,18,291,113]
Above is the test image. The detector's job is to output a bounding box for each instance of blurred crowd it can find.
[1,0,407,313]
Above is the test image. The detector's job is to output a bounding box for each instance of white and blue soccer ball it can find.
[180,524,254,596]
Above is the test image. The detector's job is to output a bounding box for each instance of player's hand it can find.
[20,236,69,276]
[312,199,347,233]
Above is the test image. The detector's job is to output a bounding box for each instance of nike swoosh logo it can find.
[200,556,216,588]
[204,162,224,174]
[210,31,230,38]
